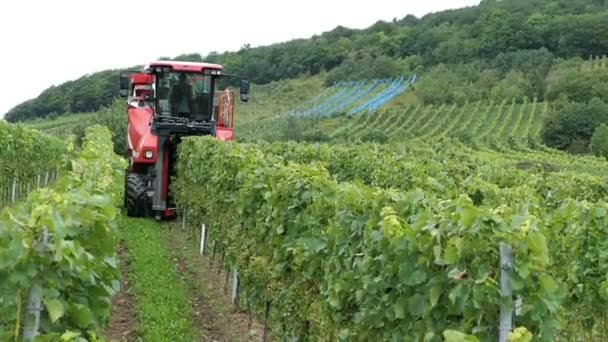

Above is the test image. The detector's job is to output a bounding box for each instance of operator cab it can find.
[120,60,249,220]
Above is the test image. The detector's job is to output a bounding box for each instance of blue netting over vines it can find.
[288,75,416,118]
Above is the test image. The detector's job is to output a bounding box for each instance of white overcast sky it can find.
[0,0,480,117]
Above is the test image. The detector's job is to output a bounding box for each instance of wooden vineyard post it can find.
[224,265,230,293]
[199,224,207,255]
[22,285,42,341]
[263,301,271,342]
[231,269,239,305]
[22,229,49,341]
[499,243,514,342]
[218,250,224,275]
[182,211,186,231]
[11,178,17,203]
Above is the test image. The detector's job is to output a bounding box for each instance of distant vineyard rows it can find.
[333,98,547,149]
[0,123,65,207]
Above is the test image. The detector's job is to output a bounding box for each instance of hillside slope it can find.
[6,0,608,122]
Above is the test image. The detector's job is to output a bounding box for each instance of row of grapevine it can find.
[0,122,66,207]
[258,141,608,203]
[175,138,608,340]
[258,141,608,338]
[582,55,607,70]
[333,99,546,150]
[0,126,126,341]
[0,171,59,209]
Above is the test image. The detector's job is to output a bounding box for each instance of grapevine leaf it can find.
[528,232,549,266]
[509,274,525,291]
[540,275,558,294]
[443,330,479,342]
[394,297,407,319]
[69,304,95,327]
[459,206,479,227]
[430,285,442,307]
[445,237,463,265]
[45,298,65,323]
[408,294,425,317]
[338,329,351,340]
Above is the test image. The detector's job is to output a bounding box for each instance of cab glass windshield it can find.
[156,72,213,120]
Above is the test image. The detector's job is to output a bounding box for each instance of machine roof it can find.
[144,60,223,72]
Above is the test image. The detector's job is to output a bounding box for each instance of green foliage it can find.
[120,217,199,341]
[325,54,402,85]
[413,64,471,105]
[541,98,608,151]
[590,123,608,158]
[327,100,545,150]
[25,99,127,155]
[174,138,608,340]
[5,69,133,122]
[411,54,549,106]
[443,330,479,342]
[359,129,388,143]
[71,99,126,155]
[283,115,304,141]
[545,61,608,102]
[489,71,532,101]
[0,122,66,205]
[0,126,126,340]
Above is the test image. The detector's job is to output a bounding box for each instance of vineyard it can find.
[5,112,608,340]
[582,55,607,71]
[331,98,546,147]
[9,69,608,340]
[174,137,608,341]
[289,76,416,118]
[5,42,608,342]
[4,0,608,339]
[0,122,65,208]
[238,93,552,152]
[20,76,554,154]
[24,113,97,139]
[0,125,125,340]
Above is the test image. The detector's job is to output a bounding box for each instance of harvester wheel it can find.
[126,173,149,217]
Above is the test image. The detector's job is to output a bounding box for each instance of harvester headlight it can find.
[205,69,222,75]
[144,151,153,159]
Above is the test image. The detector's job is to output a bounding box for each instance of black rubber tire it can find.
[126,173,149,217]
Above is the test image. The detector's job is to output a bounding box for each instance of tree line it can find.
[4,0,608,153]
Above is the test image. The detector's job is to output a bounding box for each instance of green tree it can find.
[591,123,608,158]
[490,71,532,101]
[546,62,608,102]
[541,98,608,151]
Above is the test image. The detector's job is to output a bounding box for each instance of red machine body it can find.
[121,61,248,219]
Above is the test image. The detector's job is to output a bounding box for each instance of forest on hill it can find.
[4,0,607,122]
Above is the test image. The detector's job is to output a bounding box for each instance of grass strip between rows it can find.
[120,216,199,341]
